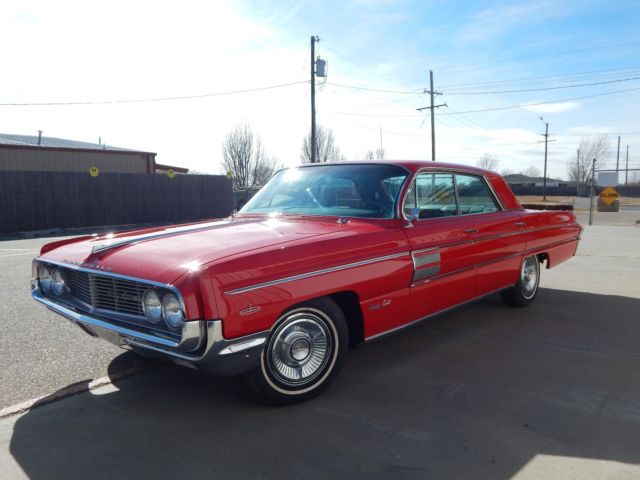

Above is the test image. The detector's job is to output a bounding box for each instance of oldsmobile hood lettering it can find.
[63,260,113,272]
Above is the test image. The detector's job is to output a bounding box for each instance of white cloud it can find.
[524,101,581,113]
[565,125,614,135]
[455,1,553,44]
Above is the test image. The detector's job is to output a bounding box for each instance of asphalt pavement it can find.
[0,223,638,479]
[0,236,152,410]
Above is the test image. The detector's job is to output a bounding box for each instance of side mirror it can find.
[406,208,419,227]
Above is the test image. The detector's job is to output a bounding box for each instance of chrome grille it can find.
[64,268,146,316]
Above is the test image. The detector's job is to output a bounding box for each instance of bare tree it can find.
[363,148,386,161]
[500,168,516,177]
[567,135,611,193]
[252,156,279,186]
[301,126,346,163]
[221,123,278,188]
[477,153,499,171]
[522,166,541,178]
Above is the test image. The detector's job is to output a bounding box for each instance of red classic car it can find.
[32,161,581,403]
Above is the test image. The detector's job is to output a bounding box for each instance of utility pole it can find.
[379,127,383,158]
[540,118,549,201]
[429,71,435,162]
[626,145,629,184]
[589,158,596,226]
[416,70,446,161]
[616,135,621,174]
[310,35,319,163]
[576,149,580,195]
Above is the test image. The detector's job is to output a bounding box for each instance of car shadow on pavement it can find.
[8,288,640,480]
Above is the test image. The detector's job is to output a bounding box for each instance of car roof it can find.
[296,160,493,175]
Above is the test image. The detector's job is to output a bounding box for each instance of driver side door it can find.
[402,171,478,321]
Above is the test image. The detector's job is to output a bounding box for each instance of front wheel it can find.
[244,297,348,405]
[500,255,541,307]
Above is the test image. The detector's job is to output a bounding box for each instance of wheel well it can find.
[537,252,549,268]
[328,291,364,348]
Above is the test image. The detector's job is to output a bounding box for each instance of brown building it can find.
[0,133,187,174]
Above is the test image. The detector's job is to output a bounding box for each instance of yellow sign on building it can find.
[89,166,100,177]
[599,186,619,206]
[167,169,175,179]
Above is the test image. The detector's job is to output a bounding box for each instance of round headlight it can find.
[51,268,69,295]
[142,290,162,324]
[162,293,184,329]
[38,264,52,293]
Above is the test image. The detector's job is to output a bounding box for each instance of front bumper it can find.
[32,288,268,377]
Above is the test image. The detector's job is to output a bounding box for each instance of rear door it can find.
[453,173,525,295]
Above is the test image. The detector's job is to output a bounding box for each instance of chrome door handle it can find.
[463,228,479,234]
[514,222,527,227]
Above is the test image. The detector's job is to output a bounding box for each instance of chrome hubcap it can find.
[521,257,538,297]
[268,313,331,386]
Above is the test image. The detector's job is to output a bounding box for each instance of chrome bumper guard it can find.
[32,288,268,376]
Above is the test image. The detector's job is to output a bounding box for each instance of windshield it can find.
[239,164,408,219]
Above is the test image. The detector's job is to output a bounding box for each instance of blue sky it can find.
[1,0,639,179]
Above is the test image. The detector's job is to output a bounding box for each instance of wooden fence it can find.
[0,172,233,234]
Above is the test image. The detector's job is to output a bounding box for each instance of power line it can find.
[330,85,640,119]
[438,86,640,115]
[325,82,421,95]
[444,76,640,95]
[438,66,640,89]
[0,81,309,106]
[430,41,640,73]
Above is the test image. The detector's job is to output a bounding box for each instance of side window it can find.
[455,174,499,215]
[403,173,457,219]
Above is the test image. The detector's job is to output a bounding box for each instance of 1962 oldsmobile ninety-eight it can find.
[32,161,581,403]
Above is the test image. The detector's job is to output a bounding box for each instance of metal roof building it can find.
[0,133,171,174]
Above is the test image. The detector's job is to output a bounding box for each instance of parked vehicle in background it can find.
[32,161,581,404]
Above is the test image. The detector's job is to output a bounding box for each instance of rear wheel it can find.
[500,255,540,307]
[244,297,348,405]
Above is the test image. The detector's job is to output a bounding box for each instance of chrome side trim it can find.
[412,251,440,268]
[413,265,440,281]
[224,251,411,295]
[90,219,256,254]
[407,224,573,255]
[365,285,513,342]
[409,236,580,288]
[223,227,577,296]
[218,337,267,355]
[411,248,441,282]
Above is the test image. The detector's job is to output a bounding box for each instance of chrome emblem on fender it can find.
[240,305,262,316]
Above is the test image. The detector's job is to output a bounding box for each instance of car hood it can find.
[39,217,360,284]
